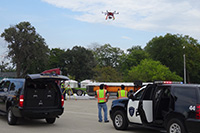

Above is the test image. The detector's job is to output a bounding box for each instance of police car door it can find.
[127,85,154,124]
[127,86,145,124]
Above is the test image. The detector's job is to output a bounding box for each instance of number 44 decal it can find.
[189,105,196,111]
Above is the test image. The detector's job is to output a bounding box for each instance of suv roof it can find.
[152,81,200,87]
[26,73,69,80]
[156,83,200,88]
[1,73,69,82]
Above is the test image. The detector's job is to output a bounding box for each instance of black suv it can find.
[110,81,200,133]
[0,73,69,125]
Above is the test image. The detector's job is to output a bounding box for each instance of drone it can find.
[102,10,119,20]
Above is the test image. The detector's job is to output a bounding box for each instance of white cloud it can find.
[122,36,132,40]
[0,38,8,62]
[42,0,200,39]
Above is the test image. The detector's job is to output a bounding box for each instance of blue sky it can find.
[0,0,200,62]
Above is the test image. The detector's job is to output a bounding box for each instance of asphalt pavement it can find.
[0,96,161,133]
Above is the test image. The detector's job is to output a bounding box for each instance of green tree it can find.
[119,45,149,77]
[1,21,49,77]
[48,48,67,75]
[127,59,183,82]
[184,43,200,83]
[145,33,184,76]
[93,44,124,68]
[0,61,9,72]
[145,33,200,83]
[93,66,122,82]
[65,46,96,81]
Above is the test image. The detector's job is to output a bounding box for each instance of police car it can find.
[109,81,200,133]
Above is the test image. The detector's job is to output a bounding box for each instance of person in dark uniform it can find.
[128,89,134,99]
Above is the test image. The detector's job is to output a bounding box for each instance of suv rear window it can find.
[10,81,23,92]
[173,87,197,112]
[174,87,197,104]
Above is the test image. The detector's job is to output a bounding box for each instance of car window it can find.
[134,88,145,100]
[142,85,155,100]
[0,81,5,87]
[10,81,23,92]
[174,87,197,104]
[3,81,10,89]
[0,81,5,88]
[154,86,170,100]
[173,87,197,113]
[10,83,15,91]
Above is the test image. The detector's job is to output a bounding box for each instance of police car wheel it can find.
[167,118,186,133]
[113,110,128,130]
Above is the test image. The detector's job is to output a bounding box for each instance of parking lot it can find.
[0,97,160,133]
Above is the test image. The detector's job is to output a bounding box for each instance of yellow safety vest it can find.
[118,90,127,99]
[61,83,65,88]
[96,89,107,103]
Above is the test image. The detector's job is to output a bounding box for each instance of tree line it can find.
[1,21,200,83]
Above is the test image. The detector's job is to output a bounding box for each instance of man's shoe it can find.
[104,120,109,123]
[98,120,102,122]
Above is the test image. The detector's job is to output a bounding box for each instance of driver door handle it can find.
[136,109,140,116]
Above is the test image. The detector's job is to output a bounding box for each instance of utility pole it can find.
[183,46,186,84]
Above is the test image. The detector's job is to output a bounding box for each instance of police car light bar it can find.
[154,81,183,84]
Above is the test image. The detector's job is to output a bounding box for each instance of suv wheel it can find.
[113,110,128,130]
[46,118,56,124]
[7,107,18,125]
[167,118,186,133]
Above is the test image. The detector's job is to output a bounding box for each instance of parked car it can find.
[110,81,200,133]
[0,73,69,125]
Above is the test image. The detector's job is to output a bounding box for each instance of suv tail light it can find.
[19,95,24,107]
[196,104,200,119]
[61,95,64,107]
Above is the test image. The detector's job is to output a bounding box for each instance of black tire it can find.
[67,90,73,96]
[167,118,186,133]
[113,110,128,130]
[76,90,83,96]
[7,107,18,125]
[46,118,56,124]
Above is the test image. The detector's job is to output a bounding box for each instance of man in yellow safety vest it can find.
[95,84,109,123]
[60,81,66,100]
[117,84,128,99]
